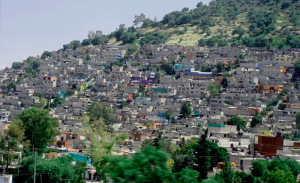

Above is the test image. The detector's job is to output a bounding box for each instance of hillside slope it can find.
[105,0,300,48]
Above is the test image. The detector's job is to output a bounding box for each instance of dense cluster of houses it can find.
[0,43,300,176]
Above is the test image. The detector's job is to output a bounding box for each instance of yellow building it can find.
[258,130,274,136]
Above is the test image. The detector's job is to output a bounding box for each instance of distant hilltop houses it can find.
[0,43,300,181]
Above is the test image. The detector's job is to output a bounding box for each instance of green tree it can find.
[160,62,175,75]
[251,159,269,178]
[63,40,81,50]
[194,129,210,180]
[127,45,138,55]
[103,146,174,182]
[139,84,145,93]
[198,39,206,46]
[179,102,192,119]
[267,169,295,183]
[208,142,229,168]
[15,154,86,183]
[82,38,91,46]
[41,51,52,59]
[120,32,137,44]
[12,62,22,69]
[294,59,300,75]
[140,32,170,45]
[221,77,228,88]
[207,83,221,97]
[232,26,245,38]
[217,62,225,73]
[24,57,40,77]
[227,116,247,131]
[283,158,300,177]
[17,108,60,149]
[278,103,286,110]
[251,116,262,127]
[296,111,300,130]
[133,13,146,27]
[120,102,128,109]
[0,119,25,169]
[165,108,173,121]
[174,168,200,183]
[87,103,115,131]
[50,96,65,108]
[7,81,16,92]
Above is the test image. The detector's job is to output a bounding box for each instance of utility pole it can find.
[34,146,36,183]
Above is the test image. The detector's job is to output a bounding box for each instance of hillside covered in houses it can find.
[1,40,300,182]
[1,0,300,182]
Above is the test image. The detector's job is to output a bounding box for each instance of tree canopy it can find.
[12,62,22,69]
[15,154,86,183]
[250,158,300,182]
[179,102,192,119]
[207,83,221,97]
[227,116,247,131]
[87,103,115,132]
[16,107,60,149]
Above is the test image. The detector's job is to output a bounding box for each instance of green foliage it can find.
[41,51,52,59]
[207,83,221,97]
[133,13,146,27]
[278,103,286,110]
[174,168,200,183]
[296,111,300,130]
[295,59,300,75]
[50,96,65,108]
[127,45,138,55]
[63,40,81,50]
[248,9,277,35]
[0,119,25,168]
[160,62,175,75]
[198,36,228,47]
[131,62,140,67]
[165,108,173,121]
[193,129,210,180]
[7,81,16,92]
[139,84,145,93]
[82,38,91,46]
[217,62,225,73]
[24,57,40,77]
[12,62,22,69]
[87,103,115,131]
[277,92,286,100]
[179,102,192,119]
[221,77,228,88]
[251,116,262,127]
[232,26,246,38]
[140,32,170,45]
[120,102,128,109]
[16,107,60,149]
[111,24,137,44]
[86,54,91,60]
[227,116,247,131]
[15,154,86,183]
[104,146,170,182]
[120,31,137,44]
[66,90,75,96]
[201,65,212,72]
[251,159,270,178]
[134,0,300,48]
[251,158,300,182]
[290,9,300,26]
[268,100,278,106]
[92,35,109,45]
[267,169,295,183]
